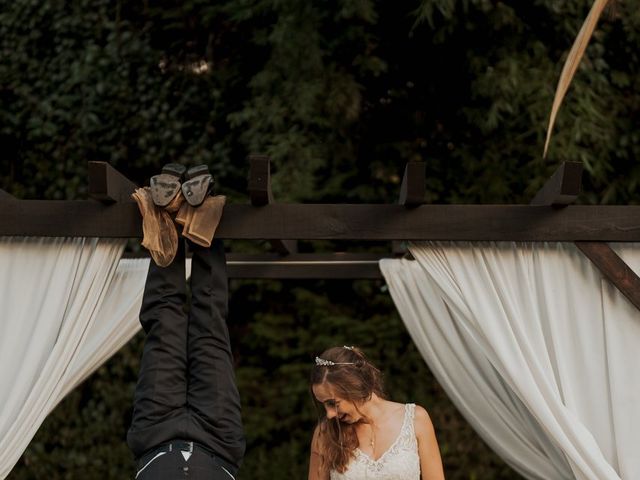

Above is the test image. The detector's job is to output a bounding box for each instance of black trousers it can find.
[133,441,237,480]
[127,240,245,479]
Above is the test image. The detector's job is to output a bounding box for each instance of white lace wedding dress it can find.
[330,403,420,480]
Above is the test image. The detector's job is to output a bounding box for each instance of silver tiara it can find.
[315,357,355,367]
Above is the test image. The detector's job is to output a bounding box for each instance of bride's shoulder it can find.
[411,404,436,435]
[384,400,408,415]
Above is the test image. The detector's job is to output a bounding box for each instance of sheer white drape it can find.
[0,237,149,479]
[62,257,150,399]
[380,242,640,480]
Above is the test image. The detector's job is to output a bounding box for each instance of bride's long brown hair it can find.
[310,346,385,473]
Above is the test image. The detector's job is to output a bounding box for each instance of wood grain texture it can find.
[88,161,138,204]
[576,241,640,311]
[2,202,640,241]
[248,154,297,254]
[530,162,583,206]
[399,162,425,207]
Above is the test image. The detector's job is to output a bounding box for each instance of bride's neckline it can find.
[355,404,409,463]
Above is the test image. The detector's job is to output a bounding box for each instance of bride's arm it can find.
[415,405,445,480]
[309,425,330,480]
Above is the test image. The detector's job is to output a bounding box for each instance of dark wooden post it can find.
[575,242,640,311]
[398,161,425,208]
[394,161,425,257]
[530,161,582,207]
[88,161,138,204]
[0,189,16,201]
[248,154,297,255]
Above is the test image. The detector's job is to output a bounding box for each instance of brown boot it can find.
[181,165,213,207]
[150,163,186,207]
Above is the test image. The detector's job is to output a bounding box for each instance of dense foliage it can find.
[2,0,639,478]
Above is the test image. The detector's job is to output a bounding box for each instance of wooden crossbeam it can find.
[122,252,387,279]
[248,154,297,255]
[88,161,138,204]
[399,162,425,207]
[530,161,583,206]
[2,201,640,240]
[6,160,640,282]
[393,162,425,256]
[227,253,385,279]
[576,242,640,311]
[0,189,16,201]
[248,154,274,206]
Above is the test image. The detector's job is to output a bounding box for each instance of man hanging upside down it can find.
[127,165,245,479]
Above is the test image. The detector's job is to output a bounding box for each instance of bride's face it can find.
[312,382,363,424]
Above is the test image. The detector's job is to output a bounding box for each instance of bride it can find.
[308,346,445,480]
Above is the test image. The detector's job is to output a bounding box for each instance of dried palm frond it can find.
[543,0,611,158]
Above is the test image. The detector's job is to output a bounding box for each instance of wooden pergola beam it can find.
[0,189,16,201]
[399,162,425,207]
[530,161,583,206]
[248,155,297,255]
[393,161,425,256]
[119,252,389,279]
[248,154,274,206]
[530,161,640,311]
[5,162,640,283]
[227,253,385,279]
[2,201,640,240]
[576,242,640,311]
[88,161,138,204]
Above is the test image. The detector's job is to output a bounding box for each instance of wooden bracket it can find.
[576,242,640,311]
[399,161,425,208]
[530,162,639,312]
[391,242,414,260]
[248,154,297,255]
[0,189,16,201]
[88,161,138,204]
[530,161,583,207]
[266,238,298,256]
[393,162,424,257]
[248,154,274,206]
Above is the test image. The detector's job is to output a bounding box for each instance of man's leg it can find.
[186,239,245,473]
[127,240,190,459]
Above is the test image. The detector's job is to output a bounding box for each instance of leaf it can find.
[543,0,610,158]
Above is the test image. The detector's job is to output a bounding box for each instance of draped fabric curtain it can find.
[380,242,640,480]
[61,257,151,399]
[0,238,149,479]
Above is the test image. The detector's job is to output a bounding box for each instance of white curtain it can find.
[0,237,149,479]
[380,242,640,480]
